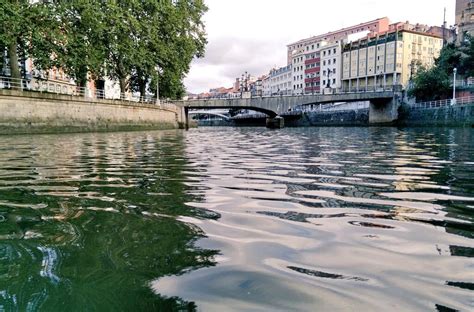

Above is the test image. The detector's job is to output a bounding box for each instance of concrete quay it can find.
[0,89,182,134]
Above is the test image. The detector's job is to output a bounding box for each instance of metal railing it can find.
[409,96,474,110]
[186,85,399,101]
[0,76,178,111]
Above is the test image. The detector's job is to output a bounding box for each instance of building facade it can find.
[320,42,342,92]
[287,17,390,65]
[341,28,443,91]
[291,47,306,94]
[304,43,321,94]
[456,0,474,42]
[269,65,292,95]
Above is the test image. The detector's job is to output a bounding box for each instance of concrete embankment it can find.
[0,89,182,134]
[196,104,474,128]
[398,103,474,127]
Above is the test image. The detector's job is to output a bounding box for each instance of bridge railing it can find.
[408,96,474,110]
[0,76,178,111]
[185,84,400,101]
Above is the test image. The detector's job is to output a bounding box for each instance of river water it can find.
[0,127,473,311]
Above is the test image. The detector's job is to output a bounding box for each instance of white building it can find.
[320,41,343,92]
[262,75,271,96]
[269,65,292,95]
[292,48,305,94]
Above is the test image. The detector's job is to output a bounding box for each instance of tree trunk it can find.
[119,77,127,98]
[8,41,21,89]
[139,78,146,100]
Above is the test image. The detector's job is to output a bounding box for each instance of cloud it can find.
[185,0,455,94]
[185,37,287,93]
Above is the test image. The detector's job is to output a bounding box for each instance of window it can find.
[333,68,336,74]
[333,79,336,84]
[328,60,331,65]
[333,48,337,54]
[333,58,336,64]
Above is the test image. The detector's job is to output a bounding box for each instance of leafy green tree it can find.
[408,66,451,101]
[0,1,63,83]
[54,2,107,88]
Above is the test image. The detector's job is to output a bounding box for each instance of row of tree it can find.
[408,35,474,101]
[0,0,208,99]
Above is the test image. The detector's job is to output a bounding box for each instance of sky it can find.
[184,0,456,94]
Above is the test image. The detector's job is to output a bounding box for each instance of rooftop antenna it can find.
[443,7,447,46]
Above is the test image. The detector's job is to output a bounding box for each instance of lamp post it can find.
[452,67,457,105]
[155,66,160,106]
[326,69,331,88]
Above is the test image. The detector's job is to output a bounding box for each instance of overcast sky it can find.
[184,0,455,94]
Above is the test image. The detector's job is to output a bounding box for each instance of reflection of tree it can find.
[0,132,218,310]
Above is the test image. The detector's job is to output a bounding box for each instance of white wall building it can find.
[320,41,343,92]
[269,65,292,95]
[262,75,271,96]
[292,48,305,94]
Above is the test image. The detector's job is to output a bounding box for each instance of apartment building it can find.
[341,25,443,91]
[320,42,342,91]
[269,65,292,95]
[456,0,474,42]
[287,17,390,65]
[292,47,306,94]
[303,43,321,94]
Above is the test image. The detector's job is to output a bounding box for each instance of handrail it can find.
[0,76,178,111]
[409,96,474,109]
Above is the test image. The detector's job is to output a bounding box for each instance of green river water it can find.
[0,127,473,311]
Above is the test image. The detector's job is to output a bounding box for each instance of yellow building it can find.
[342,28,443,91]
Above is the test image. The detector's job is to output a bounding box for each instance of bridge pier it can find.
[368,96,400,125]
[184,107,189,130]
[266,116,285,129]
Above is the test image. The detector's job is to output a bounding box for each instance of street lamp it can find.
[155,66,160,105]
[452,67,457,105]
[326,69,332,88]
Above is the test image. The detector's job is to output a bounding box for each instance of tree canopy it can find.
[409,36,474,101]
[1,0,208,99]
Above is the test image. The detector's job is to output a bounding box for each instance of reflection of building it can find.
[342,23,443,91]
[456,0,474,42]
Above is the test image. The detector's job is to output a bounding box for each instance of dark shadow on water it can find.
[0,131,219,311]
[287,266,369,282]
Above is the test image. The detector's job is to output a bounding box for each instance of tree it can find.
[1,0,208,100]
[408,66,451,101]
[0,1,63,83]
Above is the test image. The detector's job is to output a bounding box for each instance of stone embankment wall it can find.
[0,89,181,134]
[398,104,474,127]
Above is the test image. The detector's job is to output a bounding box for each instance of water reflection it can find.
[0,131,217,310]
[152,127,474,311]
[1,127,474,311]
